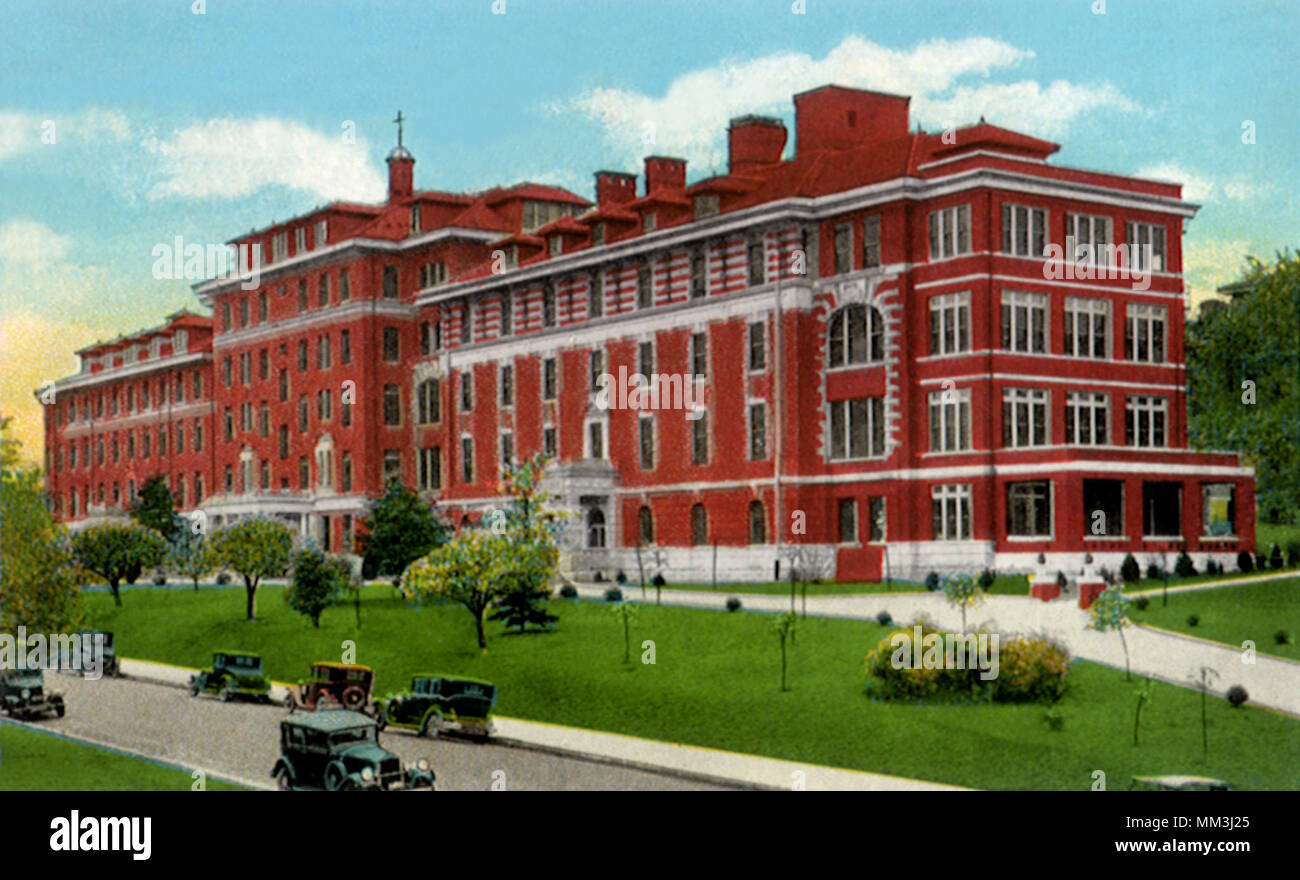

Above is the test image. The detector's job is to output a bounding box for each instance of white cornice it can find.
[212,301,417,348]
[51,352,208,392]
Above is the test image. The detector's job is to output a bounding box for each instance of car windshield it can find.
[447,681,495,700]
[4,672,42,688]
[226,656,261,672]
[329,727,375,747]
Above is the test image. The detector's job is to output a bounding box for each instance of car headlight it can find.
[21,688,30,699]
[416,759,429,772]
[360,767,374,782]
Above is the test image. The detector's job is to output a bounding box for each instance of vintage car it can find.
[1,666,65,720]
[69,630,119,677]
[284,662,375,712]
[189,651,272,702]
[373,674,498,739]
[271,709,435,791]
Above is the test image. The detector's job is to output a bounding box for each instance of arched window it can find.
[586,508,606,549]
[459,515,473,532]
[638,506,655,545]
[748,500,767,545]
[691,503,708,547]
[827,304,884,367]
[416,378,440,424]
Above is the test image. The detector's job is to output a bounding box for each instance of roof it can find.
[485,182,592,207]
[311,662,374,672]
[414,673,496,687]
[215,650,261,659]
[283,709,375,732]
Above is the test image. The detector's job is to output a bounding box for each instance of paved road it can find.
[33,672,736,791]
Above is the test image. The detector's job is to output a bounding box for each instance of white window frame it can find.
[1067,212,1113,265]
[1001,290,1049,354]
[1126,395,1168,448]
[1065,391,1109,446]
[828,397,887,460]
[1125,302,1167,364]
[1000,204,1048,257]
[1002,387,1050,448]
[928,204,972,261]
[931,484,972,540]
[928,292,971,356]
[1064,297,1111,359]
[1126,221,1167,273]
[927,388,971,452]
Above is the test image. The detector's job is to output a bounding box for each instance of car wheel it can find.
[275,767,293,791]
[283,691,297,712]
[340,686,365,709]
[372,705,387,731]
[421,714,441,739]
[189,679,200,697]
[324,764,346,791]
[55,704,65,718]
[220,683,234,703]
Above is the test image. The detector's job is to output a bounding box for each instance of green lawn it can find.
[1121,569,1280,593]
[610,573,1029,597]
[1257,521,1300,556]
[0,721,245,790]
[1129,577,1300,662]
[83,584,1300,790]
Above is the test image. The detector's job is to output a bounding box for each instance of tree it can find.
[401,529,512,652]
[171,534,217,591]
[0,418,86,633]
[1133,680,1152,746]
[286,547,351,628]
[489,582,558,634]
[210,518,293,621]
[131,475,179,545]
[71,522,168,607]
[610,601,638,665]
[1187,251,1300,524]
[942,572,984,633]
[1090,586,1133,681]
[360,482,448,582]
[774,612,797,691]
[483,455,564,633]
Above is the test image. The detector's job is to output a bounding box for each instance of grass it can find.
[613,574,1030,597]
[82,584,1300,790]
[0,721,245,790]
[1129,577,1300,662]
[1120,568,1281,593]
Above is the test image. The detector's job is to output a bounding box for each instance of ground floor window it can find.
[691,503,708,546]
[1083,479,1124,538]
[838,498,857,544]
[586,508,605,548]
[1006,480,1052,537]
[869,496,886,542]
[748,500,767,544]
[931,484,971,540]
[1143,481,1182,537]
[1201,483,1236,537]
[638,505,655,545]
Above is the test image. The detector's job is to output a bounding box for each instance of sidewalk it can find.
[117,658,966,791]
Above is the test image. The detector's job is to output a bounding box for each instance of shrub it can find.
[924,571,940,592]
[1226,685,1249,708]
[876,610,893,626]
[1174,552,1196,578]
[216,572,231,584]
[1269,543,1284,570]
[996,635,1071,702]
[1042,707,1065,731]
[559,584,578,600]
[1275,630,1291,645]
[1287,540,1300,568]
[977,569,997,591]
[1187,614,1200,627]
[1145,562,1163,581]
[1206,559,1221,575]
[1133,596,1150,611]
[152,573,167,586]
[1255,553,1267,570]
[1237,551,1254,573]
[651,573,666,587]
[615,570,627,585]
[725,596,742,612]
[1119,554,1141,583]
[592,571,605,582]
[603,587,623,602]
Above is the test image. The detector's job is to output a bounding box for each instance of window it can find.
[543,358,557,400]
[193,423,202,451]
[383,451,402,487]
[928,204,972,260]
[222,301,231,331]
[341,453,352,492]
[1125,395,1167,448]
[748,501,767,544]
[1001,291,1049,353]
[588,275,603,318]
[342,398,352,427]
[587,421,605,459]
[383,327,400,362]
[747,240,765,286]
[643,213,656,234]
[417,379,440,424]
[339,269,350,301]
[542,286,556,327]
[383,385,401,426]
[748,402,767,460]
[586,508,606,549]
[259,348,269,380]
[931,484,972,540]
[1124,303,1166,363]
[241,401,252,431]
[499,293,512,336]
[298,340,308,371]
[928,388,971,452]
[632,342,652,379]
[318,274,330,308]
[278,369,288,402]
[298,279,309,312]
[1202,483,1236,537]
[638,416,655,470]
[279,425,289,460]
[500,365,513,407]
[691,413,708,465]
[341,329,351,364]
[460,373,473,411]
[869,497,886,542]
[833,222,852,274]
[175,425,185,453]
[637,265,653,309]
[590,223,605,246]
[1142,481,1182,537]
[1066,392,1109,445]
[828,304,884,366]
[691,504,708,546]
[318,335,331,369]
[500,432,514,468]
[747,321,766,371]
[1064,297,1110,358]
[1084,479,1124,538]
[543,426,557,458]
[694,194,719,219]
[1002,388,1049,447]
[239,298,249,327]
[862,214,881,268]
[317,389,332,420]
[1067,213,1113,265]
[294,227,306,253]
[690,251,707,298]
[1001,204,1048,257]
[418,447,442,491]
[297,396,309,432]
[272,232,287,262]
[410,204,421,233]
[638,506,654,545]
[1126,222,1167,272]
[838,499,858,544]
[589,350,604,392]
[549,236,562,257]
[690,332,707,377]
[829,397,886,459]
[460,438,474,483]
[929,292,970,355]
[298,456,309,490]
[314,219,327,248]
[1006,481,1052,537]
[222,356,232,386]
[382,265,399,300]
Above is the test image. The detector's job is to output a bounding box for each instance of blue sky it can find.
[1,0,1296,456]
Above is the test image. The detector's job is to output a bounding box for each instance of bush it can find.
[1174,552,1196,578]
[1119,554,1141,583]
[876,610,893,626]
[977,569,997,591]
[1255,553,1267,570]
[1187,614,1200,627]
[1287,540,1300,568]
[1133,596,1150,611]
[725,596,742,612]
[1226,685,1249,708]
[651,573,666,587]
[924,571,940,592]
[592,571,605,582]
[603,587,623,602]
[1269,543,1284,570]
[1042,707,1065,732]
[1237,551,1254,573]
[615,570,627,585]
[216,572,231,584]
[152,573,167,586]
[559,584,578,600]
[1206,559,1221,575]
[1145,562,1163,581]
[1275,630,1291,645]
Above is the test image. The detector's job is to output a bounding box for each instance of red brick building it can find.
[42,85,1255,582]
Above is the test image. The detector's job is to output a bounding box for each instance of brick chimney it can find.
[794,85,910,155]
[728,116,787,174]
[387,145,415,201]
[594,171,637,206]
[644,156,687,196]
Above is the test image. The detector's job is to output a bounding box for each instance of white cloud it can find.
[0,108,131,161]
[0,220,71,269]
[142,117,386,202]
[552,34,1140,167]
[1136,163,1270,204]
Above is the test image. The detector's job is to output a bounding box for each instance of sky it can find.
[1,0,1296,462]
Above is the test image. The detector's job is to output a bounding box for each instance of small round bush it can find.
[1187,614,1200,627]
[1174,552,1196,578]
[559,584,578,600]
[977,569,997,591]
[1269,543,1284,570]
[651,573,666,587]
[1237,551,1254,574]
[1145,563,1163,580]
[1226,685,1249,708]
[1133,596,1150,611]
[725,596,742,612]
[876,610,893,626]
[216,572,231,585]
[1254,553,1267,570]
[1119,554,1141,583]
[1206,559,1221,575]
[1275,630,1291,645]
[604,587,623,602]
[1286,541,1300,568]
[615,570,627,585]
[1042,708,1065,732]
[153,573,167,585]
[924,571,940,591]
[593,571,605,582]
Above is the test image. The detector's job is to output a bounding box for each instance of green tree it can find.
[211,518,294,621]
[1090,586,1133,681]
[1187,251,1300,524]
[489,582,558,634]
[610,601,638,665]
[71,522,168,607]
[130,475,179,544]
[171,533,217,591]
[484,455,563,633]
[360,482,448,582]
[286,547,351,628]
[1133,680,1152,747]
[0,417,86,632]
[941,572,984,633]
[401,529,511,652]
[775,612,797,691]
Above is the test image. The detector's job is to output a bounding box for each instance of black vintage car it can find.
[372,674,497,739]
[270,710,435,791]
[1,667,65,720]
[189,651,272,702]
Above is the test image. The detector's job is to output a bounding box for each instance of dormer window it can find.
[643,212,657,233]
[505,246,519,269]
[410,204,422,234]
[694,195,719,219]
[591,223,606,246]
[174,329,188,354]
[314,219,328,248]
[294,227,306,254]
[272,232,288,263]
[550,236,562,257]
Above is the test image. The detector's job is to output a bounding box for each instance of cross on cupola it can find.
[393,110,405,148]
[385,111,415,201]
